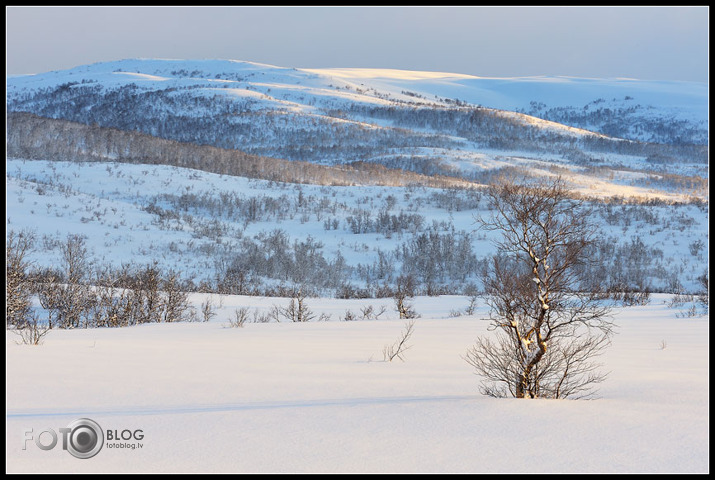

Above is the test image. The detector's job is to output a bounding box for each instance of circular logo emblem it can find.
[66,418,103,459]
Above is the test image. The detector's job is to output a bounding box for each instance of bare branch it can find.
[383,319,416,362]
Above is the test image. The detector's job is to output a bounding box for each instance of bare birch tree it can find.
[37,234,94,329]
[465,177,614,399]
[393,275,419,319]
[6,230,36,328]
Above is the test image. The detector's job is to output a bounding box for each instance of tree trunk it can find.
[517,334,547,398]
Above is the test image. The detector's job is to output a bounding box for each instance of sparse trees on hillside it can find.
[6,112,466,189]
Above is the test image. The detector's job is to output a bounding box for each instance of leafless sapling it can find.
[280,289,316,322]
[383,319,416,362]
[12,313,50,346]
[227,307,250,328]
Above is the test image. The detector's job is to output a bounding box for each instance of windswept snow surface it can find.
[5,294,709,473]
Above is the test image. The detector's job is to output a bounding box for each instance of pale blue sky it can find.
[5,6,709,82]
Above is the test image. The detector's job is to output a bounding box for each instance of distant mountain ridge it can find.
[8,58,707,142]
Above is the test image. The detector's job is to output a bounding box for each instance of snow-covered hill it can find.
[8,58,708,138]
[4,59,710,294]
[306,66,707,141]
[6,59,708,201]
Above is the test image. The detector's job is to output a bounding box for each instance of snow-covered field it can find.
[5,293,709,473]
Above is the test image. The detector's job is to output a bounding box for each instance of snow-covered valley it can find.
[6,58,709,474]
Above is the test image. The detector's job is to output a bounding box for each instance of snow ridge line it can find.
[6,394,479,419]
